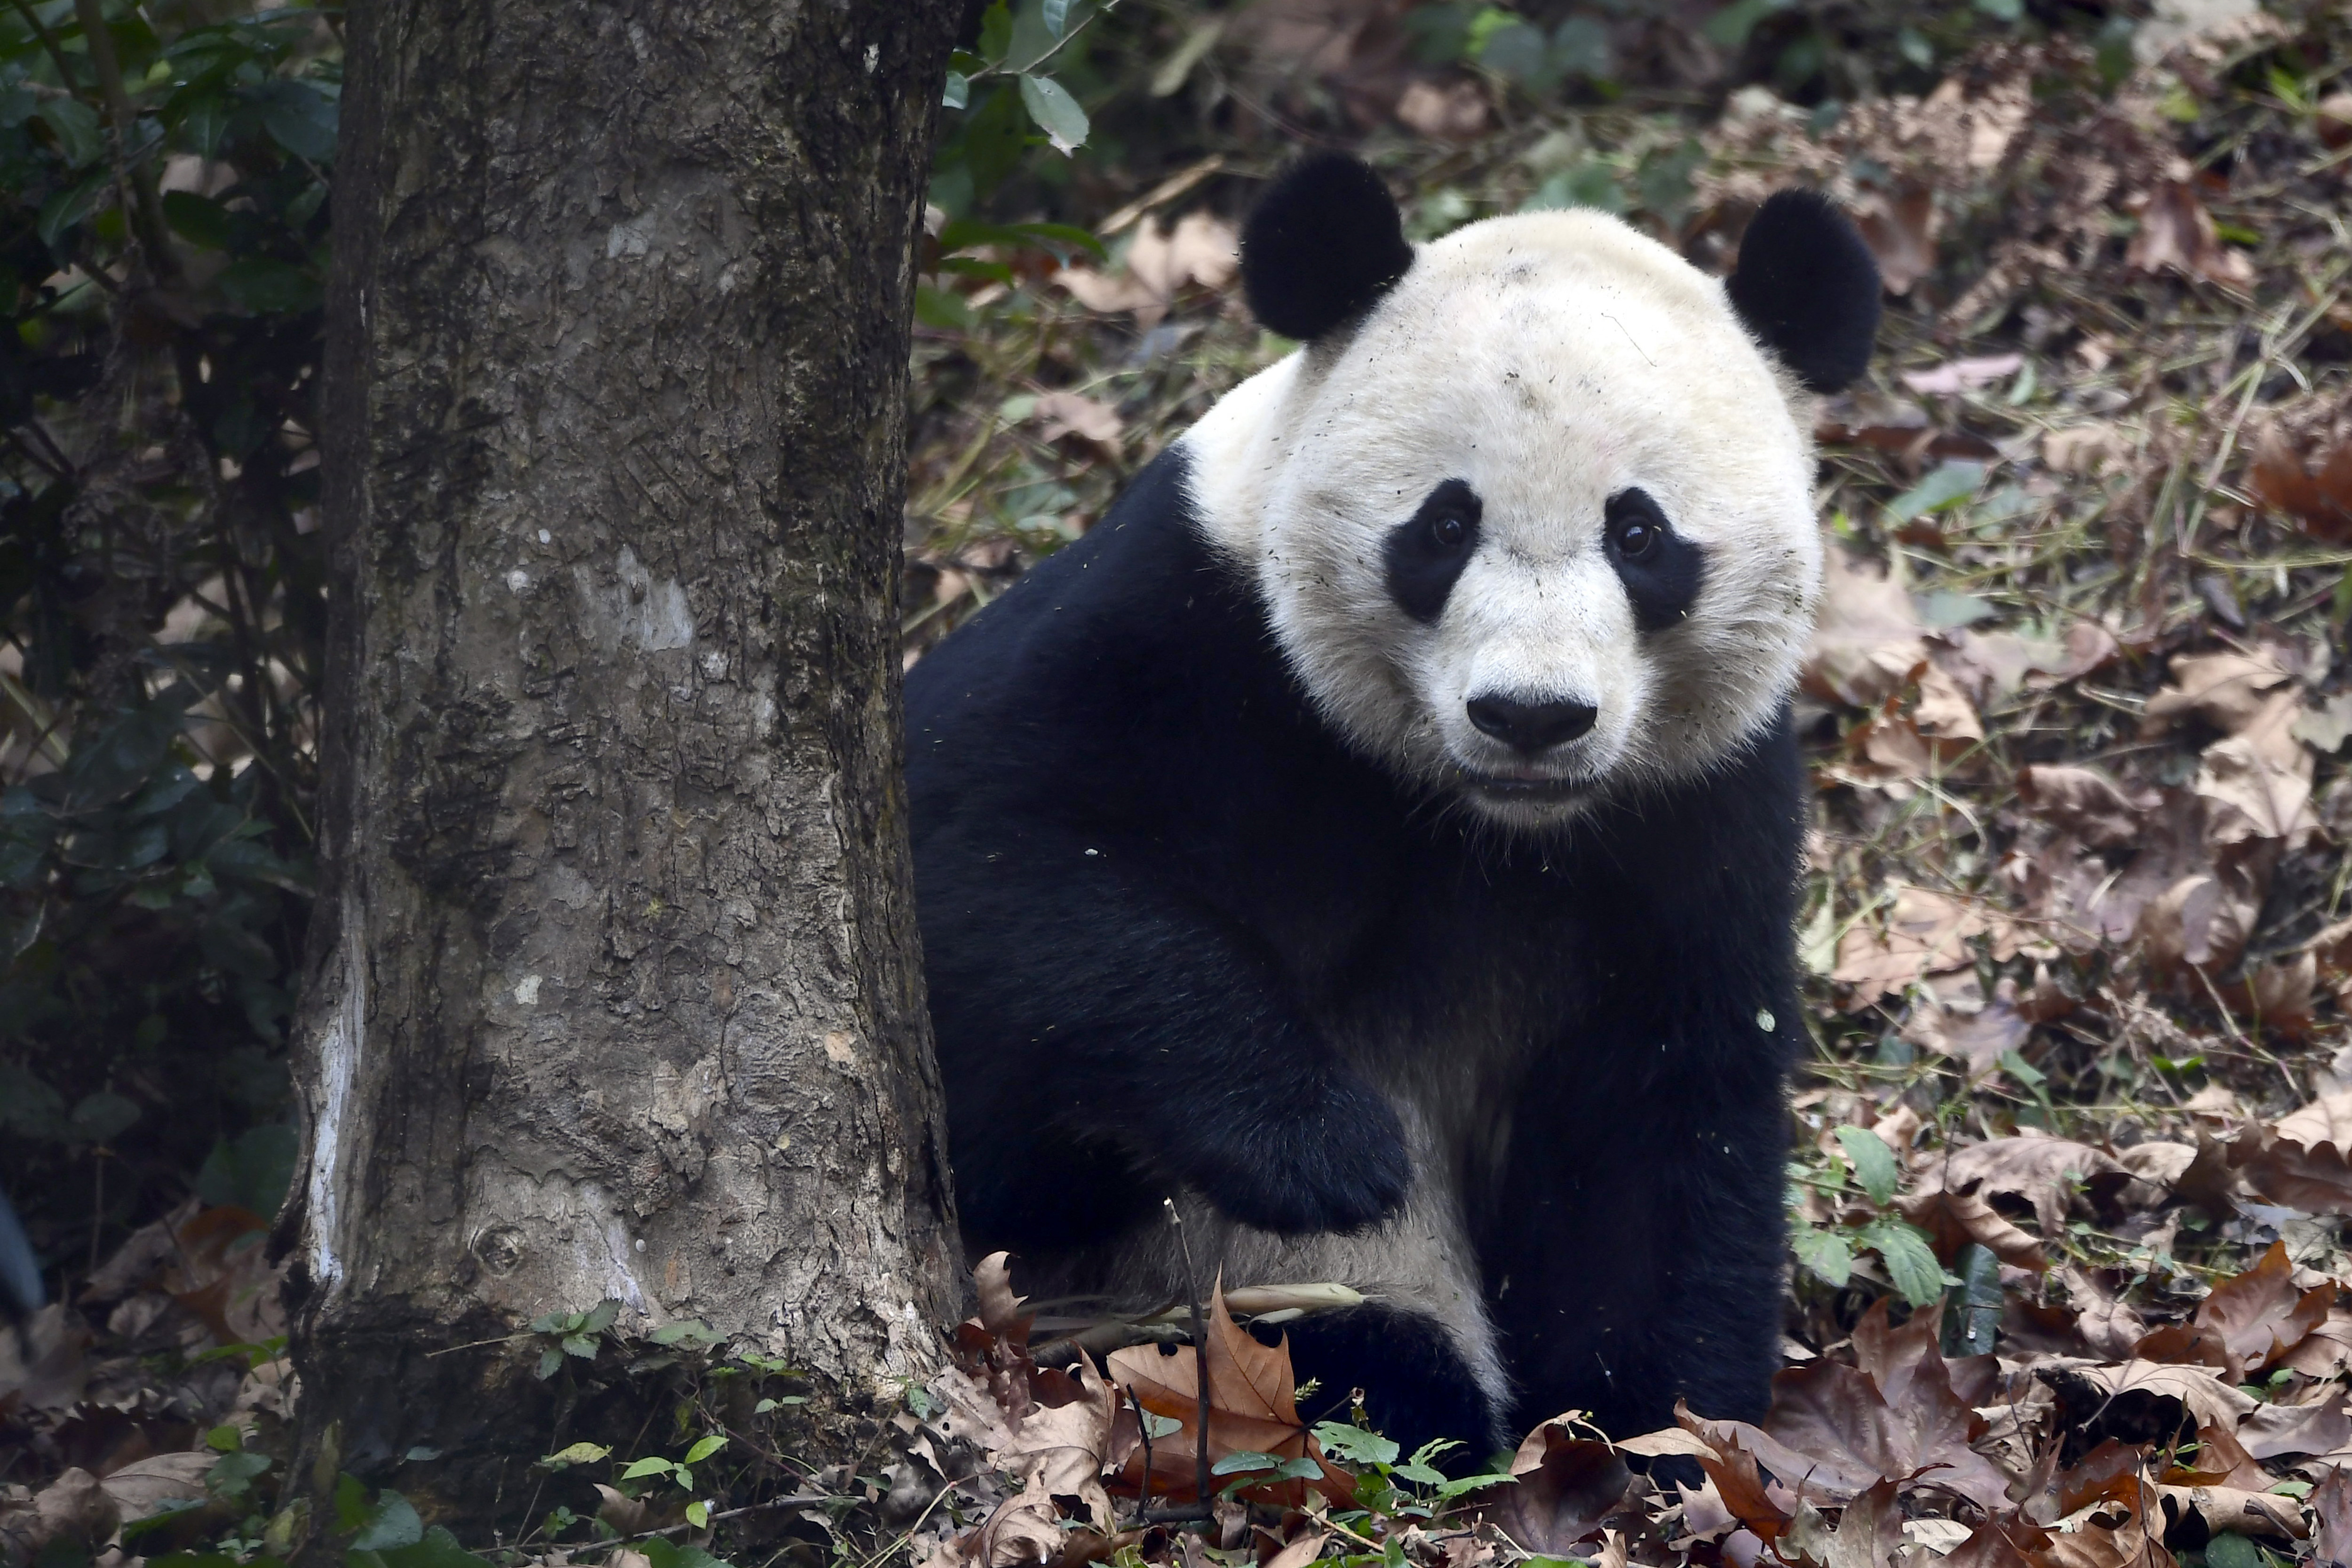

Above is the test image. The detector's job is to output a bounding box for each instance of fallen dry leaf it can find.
[1899,1187,2047,1271]
[2239,1391,2352,1460]
[2017,766,2151,850]
[1032,392,1123,459]
[2313,1464,2352,1566]
[990,1350,1123,1531]
[2128,179,2253,286]
[1833,887,2004,999]
[1393,78,1489,139]
[2142,648,2296,736]
[1780,1478,1901,1568]
[1104,1274,1349,1506]
[1901,354,2024,397]
[1057,211,1238,328]
[1805,548,1930,709]
[2247,420,2352,541]
[976,1472,1069,1568]
[1926,1136,2129,1241]
[1470,1416,1635,1556]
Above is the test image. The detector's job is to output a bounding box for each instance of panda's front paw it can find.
[1189,1076,1412,1236]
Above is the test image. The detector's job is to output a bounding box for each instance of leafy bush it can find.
[0,0,334,1277]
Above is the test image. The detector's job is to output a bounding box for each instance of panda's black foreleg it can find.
[1276,1305,1503,1469]
[1484,1031,1794,1441]
[918,821,1413,1250]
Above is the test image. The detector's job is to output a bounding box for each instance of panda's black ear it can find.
[1726,190,1882,394]
[1241,153,1414,342]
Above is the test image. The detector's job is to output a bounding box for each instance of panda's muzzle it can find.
[1464,692,1598,755]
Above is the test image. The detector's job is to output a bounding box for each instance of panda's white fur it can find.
[1183,210,1825,832]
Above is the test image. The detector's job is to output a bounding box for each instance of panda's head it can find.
[1181,154,1880,832]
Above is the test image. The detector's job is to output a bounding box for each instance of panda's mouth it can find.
[1456,770,1592,804]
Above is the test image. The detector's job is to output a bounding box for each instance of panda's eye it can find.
[1604,490,1667,561]
[1609,511,1657,558]
[1429,512,1469,550]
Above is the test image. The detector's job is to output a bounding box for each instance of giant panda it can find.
[904,153,1880,1456]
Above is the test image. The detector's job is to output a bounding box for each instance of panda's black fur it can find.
[905,158,1878,1456]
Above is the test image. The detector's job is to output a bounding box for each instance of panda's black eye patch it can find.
[1603,488,1704,632]
[1384,479,1482,623]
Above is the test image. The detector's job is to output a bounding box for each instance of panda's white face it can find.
[1184,209,1826,832]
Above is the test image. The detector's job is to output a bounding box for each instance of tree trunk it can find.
[290,0,963,1527]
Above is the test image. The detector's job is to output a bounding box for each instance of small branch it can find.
[5,0,82,91]
[1163,1198,1211,1512]
[967,1,1111,83]
[70,0,183,289]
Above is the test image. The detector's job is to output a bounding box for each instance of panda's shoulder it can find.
[902,446,1298,805]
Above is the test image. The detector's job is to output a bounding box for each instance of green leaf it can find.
[162,190,236,249]
[334,1472,369,1532]
[2204,1535,2262,1568]
[540,1443,611,1468]
[70,1090,141,1145]
[1008,220,1106,261]
[682,1435,727,1465]
[1042,0,1073,39]
[560,1333,596,1359]
[1887,460,1986,522]
[1704,0,1789,49]
[1311,1422,1398,1467]
[535,1347,564,1380]
[1393,1461,1446,1485]
[251,78,337,162]
[1209,1451,1282,1476]
[1433,1472,1518,1501]
[1833,1126,1899,1207]
[1017,73,1088,155]
[196,1123,298,1214]
[1861,1217,1948,1309]
[35,96,103,168]
[581,1299,622,1335]
[637,1540,733,1568]
[379,1525,498,1568]
[1476,20,1553,90]
[216,256,320,314]
[914,283,975,331]
[977,1,1013,64]
[1276,1457,1323,1480]
[620,1457,676,1481]
[36,167,111,252]
[1792,1225,1853,1288]
[942,71,968,110]
[684,1500,710,1529]
[1140,1411,1182,1439]
[1548,16,1612,80]
[1972,0,2024,19]
[649,1318,722,1348]
[351,1492,424,1552]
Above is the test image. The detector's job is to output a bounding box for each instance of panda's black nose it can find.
[1466,692,1599,754]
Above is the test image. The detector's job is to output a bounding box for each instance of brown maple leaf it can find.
[1104,1274,1352,1507]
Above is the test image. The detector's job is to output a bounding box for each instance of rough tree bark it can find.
[290,0,964,1524]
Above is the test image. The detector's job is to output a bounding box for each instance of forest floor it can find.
[10,4,2352,1568]
[897,4,2352,1567]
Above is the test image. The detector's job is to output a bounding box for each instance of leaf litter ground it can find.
[896,6,2352,1568]
[13,7,2352,1568]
